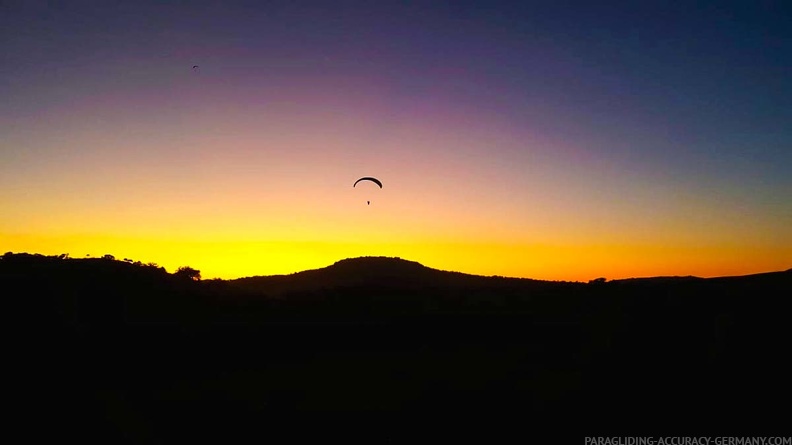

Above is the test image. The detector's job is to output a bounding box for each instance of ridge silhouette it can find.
[5,251,792,440]
[232,255,549,296]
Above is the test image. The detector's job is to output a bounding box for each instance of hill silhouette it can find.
[233,256,541,291]
[229,256,573,315]
[5,251,792,440]
[232,256,495,293]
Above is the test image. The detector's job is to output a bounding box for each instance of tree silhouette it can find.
[175,266,201,281]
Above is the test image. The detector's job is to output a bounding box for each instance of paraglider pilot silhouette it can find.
[354,177,382,205]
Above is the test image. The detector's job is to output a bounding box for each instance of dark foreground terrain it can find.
[5,253,792,441]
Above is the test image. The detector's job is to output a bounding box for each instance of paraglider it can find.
[354,177,382,205]
[353,177,382,188]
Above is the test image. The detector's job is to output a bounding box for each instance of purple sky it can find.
[2,0,790,279]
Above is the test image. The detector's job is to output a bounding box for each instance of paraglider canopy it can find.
[353,177,382,188]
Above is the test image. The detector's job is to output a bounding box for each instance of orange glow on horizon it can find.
[3,232,789,282]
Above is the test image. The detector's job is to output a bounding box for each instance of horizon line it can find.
[3,251,790,283]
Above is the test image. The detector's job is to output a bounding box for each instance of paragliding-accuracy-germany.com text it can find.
[584,438,792,445]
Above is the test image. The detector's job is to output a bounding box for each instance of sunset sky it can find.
[2,0,790,280]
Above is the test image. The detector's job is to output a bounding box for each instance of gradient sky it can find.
[2,0,791,280]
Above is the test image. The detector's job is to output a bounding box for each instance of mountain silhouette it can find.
[5,251,792,440]
[4,251,791,324]
[231,255,547,296]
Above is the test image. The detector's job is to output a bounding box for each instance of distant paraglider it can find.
[354,177,382,205]
[353,177,382,188]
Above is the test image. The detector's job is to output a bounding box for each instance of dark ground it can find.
[6,254,791,441]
